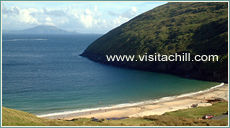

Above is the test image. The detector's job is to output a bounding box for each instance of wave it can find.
[37,82,225,118]
[3,39,48,42]
[3,54,44,58]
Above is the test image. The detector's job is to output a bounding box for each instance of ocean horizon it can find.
[3,34,218,116]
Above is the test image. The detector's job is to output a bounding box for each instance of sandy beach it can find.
[40,83,228,120]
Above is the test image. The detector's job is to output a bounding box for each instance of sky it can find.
[2,2,166,34]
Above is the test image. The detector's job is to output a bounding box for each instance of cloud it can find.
[2,5,135,32]
[131,7,137,13]
[2,2,165,33]
[107,11,118,17]
[121,7,138,18]
[44,17,55,26]
[106,7,138,28]
[80,14,93,28]
[2,6,19,15]
[19,8,40,24]
[73,7,104,28]
[108,7,138,19]
[43,8,66,16]
[3,6,39,25]
[45,17,52,22]
[113,16,129,27]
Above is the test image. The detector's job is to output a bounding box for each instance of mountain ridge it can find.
[4,25,76,35]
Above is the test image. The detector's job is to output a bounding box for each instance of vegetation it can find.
[82,2,228,82]
[2,102,228,126]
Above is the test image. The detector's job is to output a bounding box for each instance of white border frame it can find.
[1,1,229,127]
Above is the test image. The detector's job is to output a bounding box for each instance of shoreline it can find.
[38,83,228,120]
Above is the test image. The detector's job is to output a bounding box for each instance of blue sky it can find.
[2,2,166,34]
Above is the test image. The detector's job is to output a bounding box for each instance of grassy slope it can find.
[82,2,228,82]
[2,102,228,126]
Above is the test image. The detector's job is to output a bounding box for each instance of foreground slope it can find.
[2,102,228,126]
[82,2,228,82]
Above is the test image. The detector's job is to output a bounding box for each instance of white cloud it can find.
[2,2,163,33]
[94,6,98,12]
[43,8,66,16]
[108,7,138,28]
[3,7,39,25]
[2,6,19,15]
[131,7,137,13]
[78,8,100,28]
[44,17,55,26]
[85,8,92,15]
[113,16,129,26]
[80,13,93,28]
[2,5,132,32]
[19,9,39,24]
[45,17,52,22]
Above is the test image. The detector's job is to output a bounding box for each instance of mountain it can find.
[4,25,75,35]
[81,2,228,82]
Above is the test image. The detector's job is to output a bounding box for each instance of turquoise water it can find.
[2,34,217,115]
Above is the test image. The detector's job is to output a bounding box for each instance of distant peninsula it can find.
[3,25,77,35]
[81,2,228,82]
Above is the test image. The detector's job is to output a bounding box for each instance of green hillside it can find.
[81,2,228,82]
[2,102,228,126]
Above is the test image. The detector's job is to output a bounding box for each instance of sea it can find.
[2,34,218,116]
